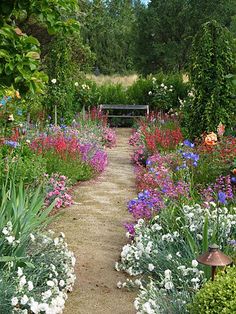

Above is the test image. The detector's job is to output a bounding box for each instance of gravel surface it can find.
[53,128,137,314]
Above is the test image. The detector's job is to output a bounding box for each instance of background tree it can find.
[184,20,235,138]
[80,0,136,74]
[133,0,236,74]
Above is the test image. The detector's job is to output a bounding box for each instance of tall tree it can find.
[133,0,236,74]
[80,0,136,74]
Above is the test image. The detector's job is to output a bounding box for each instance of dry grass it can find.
[86,74,138,87]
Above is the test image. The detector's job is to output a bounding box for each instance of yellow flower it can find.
[8,114,14,122]
[15,91,21,99]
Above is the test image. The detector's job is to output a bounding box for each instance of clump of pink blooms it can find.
[103,127,117,148]
[45,173,73,209]
[129,131,141,147]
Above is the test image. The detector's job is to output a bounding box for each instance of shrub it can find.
[127,73,189,111]
[189,267,236,314]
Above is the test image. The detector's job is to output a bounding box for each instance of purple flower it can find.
[218,191,227,204]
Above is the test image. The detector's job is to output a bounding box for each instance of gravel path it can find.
[53,128,136,314]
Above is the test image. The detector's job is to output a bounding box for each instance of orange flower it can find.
[205,132,218,146]
[232,169,236,175]
[217,122,225,137]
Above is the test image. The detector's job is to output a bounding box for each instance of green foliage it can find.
[0,180,54,264]
[0,270,15,313]
[189,267,236,314]
[185,20,235,138]
[0,0,80,100]
[0,24,47,95]
[0,0,80,35]
[0,143,46,187]
[44,151,94,183]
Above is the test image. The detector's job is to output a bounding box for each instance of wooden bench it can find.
[99,104,149,118]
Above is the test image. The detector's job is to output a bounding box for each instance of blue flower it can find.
[231,177,236,184]
[17,109,23,116]
[146,159,152,166]
[218,191,227,204]
[4,140,20,148]
[183,139,194,148]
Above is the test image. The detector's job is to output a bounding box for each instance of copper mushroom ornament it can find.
[197,244,233,281]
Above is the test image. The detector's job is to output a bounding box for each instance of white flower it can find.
[176,251,181,257]
[166,254,172,260]
[19,275,26,288]
[74,82,79,87]
[42,290,52,300]
[28,281,34,291]
[26,139,31,144]
[51,78,57,84]
[54,237,59,246]
[47,280,55,287]
[17,267,23,277]
[134,279,142,286]
[115,262,120,271]
[164,281,174,290]
[117,281,122,289]
[21,295,29,305]
[60,232,65,238]
[2,227,9,235]
[11,297,18,306]
[134,299,139,310]
[190,224,196,232]
[143,301,155,314]
[192,260,198,268]
[6,235,15,244]
[148,264,155,271]
[148,91,152,95]
[30,300,40,313]
[38,303,49,311]
[191,277,200,283]
[59,279,65,287]
[30,233,35,242]
[164,269,172,280]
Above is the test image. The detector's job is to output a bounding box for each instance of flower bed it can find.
[117,116,236,313]
[0,106,116,313]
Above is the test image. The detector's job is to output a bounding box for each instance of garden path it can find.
[53,128,136,314]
